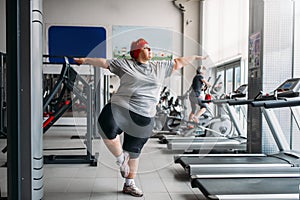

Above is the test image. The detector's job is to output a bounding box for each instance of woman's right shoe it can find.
[117,152,130,178]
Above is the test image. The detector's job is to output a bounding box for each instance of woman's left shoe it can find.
[122,183,143,197]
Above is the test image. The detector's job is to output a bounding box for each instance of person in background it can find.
[188,65,211,125]
[74,38,207,197]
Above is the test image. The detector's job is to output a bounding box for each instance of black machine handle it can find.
[226,98,300,108]
[264,99,300,108]
[201,99,227,104]
[251,101,267,107]
[160,86,167,96]
[227,99,253,105]
[205,97,299,108]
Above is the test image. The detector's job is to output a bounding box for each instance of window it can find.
[225,68,233,94]
[235,66,241,89]
[215,70,225,95]
[216,60,242,94]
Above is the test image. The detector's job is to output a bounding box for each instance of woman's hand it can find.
[173,55,209,71]
[73,57,109,69]
[73,58,86,65]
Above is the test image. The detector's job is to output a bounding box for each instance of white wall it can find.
[44,0,180,29]
[43,0,184,58]
[43,0,202,95]
[1,0,252,95]
[202,0,249,70]
[0,0,5,52]
[294,0,300,77]
[292,0,300,150]
[181,0,203,92]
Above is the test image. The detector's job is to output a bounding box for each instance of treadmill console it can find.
[276,78,300,93]
[226,84,248,99]
[257,78,300,100]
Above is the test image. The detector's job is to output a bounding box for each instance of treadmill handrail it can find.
[261,109,290,151]
[227,99,253,105]
[264,98,300,108]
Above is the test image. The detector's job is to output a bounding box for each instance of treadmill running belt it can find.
[176,156,290,168]
[191,177,300,197]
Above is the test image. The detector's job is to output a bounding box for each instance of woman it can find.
[74,38,207,197]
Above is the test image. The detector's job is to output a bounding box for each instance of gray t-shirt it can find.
[107,58,174,117]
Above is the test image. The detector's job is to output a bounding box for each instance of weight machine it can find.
[42,57,98,166]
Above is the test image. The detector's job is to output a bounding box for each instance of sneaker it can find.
[117,152,130,178]
[122,183,143,197]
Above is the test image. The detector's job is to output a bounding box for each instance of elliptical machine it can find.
[153,86,183,132]
[204,83,248,137]
[161,75,247,138]
[162,77,216,137]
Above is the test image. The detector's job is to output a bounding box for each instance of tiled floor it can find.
[0,126,207,200]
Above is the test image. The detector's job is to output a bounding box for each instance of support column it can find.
[247,0,264,153]
[248,0,294,153]
[6,0,32,199]
[32,0,44,199]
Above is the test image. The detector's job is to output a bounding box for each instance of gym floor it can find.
[0,126,207,200]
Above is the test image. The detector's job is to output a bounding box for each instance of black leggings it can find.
[98,103,154,158]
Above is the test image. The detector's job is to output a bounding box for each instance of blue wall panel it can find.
[48,26,106,63]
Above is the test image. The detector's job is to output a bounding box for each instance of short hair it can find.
[196,66,206,74]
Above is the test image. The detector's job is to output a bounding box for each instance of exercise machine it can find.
[1,56,99,167]
[205,84,248,137]
[155,77,216,136]
[176,78,300,199]
[175,78,300,171]
[42,57,98,166]
[163,84,248,152]
[153,86,182,134]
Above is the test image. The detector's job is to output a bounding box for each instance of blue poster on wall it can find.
[48,26,106,63]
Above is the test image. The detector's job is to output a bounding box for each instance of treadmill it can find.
[177,78,300,199]
[191,177,300,200]
[166,137,246,152]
